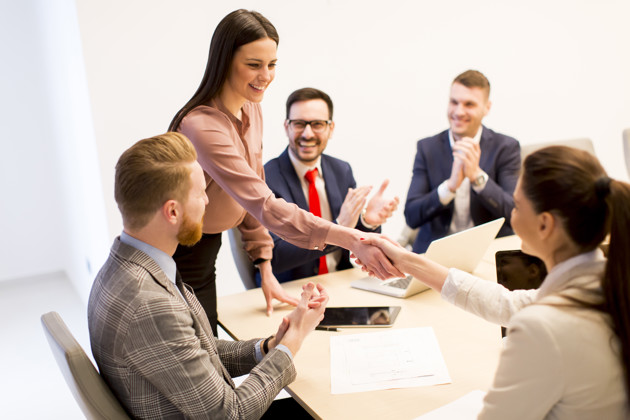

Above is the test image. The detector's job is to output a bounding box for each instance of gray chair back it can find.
[397,224,419,251]
[520,137,595,163]
[623,129,630,179]
[41,311,130,420]
[227,228,257,290]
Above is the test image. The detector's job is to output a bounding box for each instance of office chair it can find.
[520,137,595,163]
[623,128,630,179]
[40,311,130,420]
[227,228,257,290]
[397,224,419,251]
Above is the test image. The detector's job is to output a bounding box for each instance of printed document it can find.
[330,327,451,394]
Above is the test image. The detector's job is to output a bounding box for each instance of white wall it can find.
[8,0,613,299]
[74,0,630,297]
[0,0,109,303]
[0,1,67,283]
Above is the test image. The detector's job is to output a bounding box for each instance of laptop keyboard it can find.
[385,276,412,289]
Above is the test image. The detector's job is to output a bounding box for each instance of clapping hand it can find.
[452,137,481,181]
[275,282,329,355]
[363,179,399,226]
[337,186,371,228]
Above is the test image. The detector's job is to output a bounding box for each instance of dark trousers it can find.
[173,232,222,336]
[262,398,314,419]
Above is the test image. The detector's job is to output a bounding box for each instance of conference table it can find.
[218,235,521,419]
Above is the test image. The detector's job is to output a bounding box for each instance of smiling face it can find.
[221,37,277,113]
[284,99,335,163]
[447,82,491,141]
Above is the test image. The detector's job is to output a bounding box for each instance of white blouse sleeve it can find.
[441,268,538,326]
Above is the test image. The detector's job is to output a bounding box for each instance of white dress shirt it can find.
[288,148,342,271]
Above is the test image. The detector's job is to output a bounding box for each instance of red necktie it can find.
[304,168,328,275]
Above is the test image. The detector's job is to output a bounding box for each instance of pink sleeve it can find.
[181,107,330,251]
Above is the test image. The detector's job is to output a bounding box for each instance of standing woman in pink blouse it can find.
[169,9,400,335]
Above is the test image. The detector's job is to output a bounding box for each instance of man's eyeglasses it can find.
[287,119,331,133]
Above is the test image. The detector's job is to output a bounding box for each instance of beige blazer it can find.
[444,254,626,419]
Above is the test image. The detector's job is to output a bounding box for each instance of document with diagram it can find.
[330,327,451,394]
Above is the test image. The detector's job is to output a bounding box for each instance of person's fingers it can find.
[376,179,389,196]
[316,283,327,297]
[302,281,315,293]
[281,316,290,332]
[266,295,273,317]
[300,282,315,302]
[386,197,400,212]
[346,186,369,201]
[375,259,396,279]
[278,293,299,307]
[352,188,370,203]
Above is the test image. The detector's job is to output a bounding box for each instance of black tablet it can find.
[495,250,547,337]
[495,250,546,292]
[319,306,401,328]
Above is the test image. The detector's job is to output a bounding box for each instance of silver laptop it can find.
[351,217,505,298]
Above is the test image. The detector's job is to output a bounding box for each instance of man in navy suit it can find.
[263,88,399,283]
[404,70,521,253]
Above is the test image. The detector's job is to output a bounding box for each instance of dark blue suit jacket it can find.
[404,127,521,253]
[262,148,379,283]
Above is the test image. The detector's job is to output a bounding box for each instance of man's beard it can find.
[177,212,203,246]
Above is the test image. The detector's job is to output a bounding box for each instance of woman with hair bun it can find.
[360,146,630,419]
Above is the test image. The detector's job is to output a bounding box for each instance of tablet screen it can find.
[319,306,401,327]
[495,250,546,291]
[495,250,546,337]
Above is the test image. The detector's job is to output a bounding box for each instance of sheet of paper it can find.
[330,327,451,394]
[414,390,486,419]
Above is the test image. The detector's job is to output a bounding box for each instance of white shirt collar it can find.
[120,231,178,287]
[288,147,323,180]
[448,126,483,147]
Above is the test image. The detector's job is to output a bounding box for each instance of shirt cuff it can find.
[438,180,456,205]
[254,339,264,362]
[360,213,380,230]
[275,344,293,359]
[440,268,460,304]
[254,340,294,362]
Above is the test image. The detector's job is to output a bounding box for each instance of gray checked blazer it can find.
[88,238,296,419]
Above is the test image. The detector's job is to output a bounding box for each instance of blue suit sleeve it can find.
[473,137,521,225]
[404,140,450,229]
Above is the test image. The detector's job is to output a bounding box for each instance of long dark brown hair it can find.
[522,145,630,404]
[168,9,279,131]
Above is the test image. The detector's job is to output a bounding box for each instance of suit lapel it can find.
[113,239,181,300]
[321,155,343,218]
[113,239,235,387]
[279,149,309,210]
[439,132,455,188]
[478,126,491,170]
